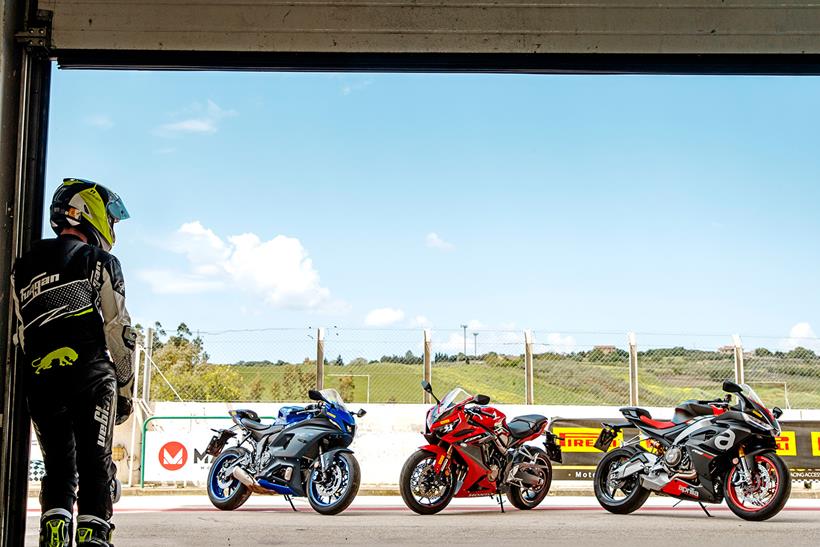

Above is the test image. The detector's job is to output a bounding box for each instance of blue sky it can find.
[44,69,820,358]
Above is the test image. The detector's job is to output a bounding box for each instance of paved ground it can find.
[25,495,820,546]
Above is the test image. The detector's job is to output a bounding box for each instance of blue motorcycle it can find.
[204,389,366,515]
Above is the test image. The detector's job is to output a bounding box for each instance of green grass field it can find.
[225,354,820,409]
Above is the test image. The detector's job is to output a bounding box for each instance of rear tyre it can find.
[724,452,790,521]
[594,448,650,514]
[400,450,456,515]
[207,448,251,511]
[507,448,552,510]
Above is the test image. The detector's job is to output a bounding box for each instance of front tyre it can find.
[400,450,456,515]
[594,448,650,515]
[507,448,552,510]
[725,452,790,521]
[207,448,251,511]
[307,452,361,515]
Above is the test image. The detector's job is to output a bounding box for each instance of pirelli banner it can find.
[552,419,820,481]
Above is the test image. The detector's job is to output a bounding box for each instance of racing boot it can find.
[75,515,114,546]
[39,508,72,547]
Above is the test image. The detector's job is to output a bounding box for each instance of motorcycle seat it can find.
[673,401,716,423]
[240,418,284,435]
[622,406,677,429]
[507,414,548,439]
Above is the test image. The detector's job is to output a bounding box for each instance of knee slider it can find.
[76,515,114,546]
[39,508,72,547]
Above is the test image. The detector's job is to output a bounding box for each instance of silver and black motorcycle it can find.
[593,380,790,521]
[204,388,366,515]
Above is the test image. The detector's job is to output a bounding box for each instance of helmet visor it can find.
[106,192,130,222]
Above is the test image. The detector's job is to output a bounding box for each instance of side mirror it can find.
[356,409,367,418]
[475,394,490,406]
[772,407,783,419]
[421,380,432,393]
[308,389,322,401]
[722,380,742,394]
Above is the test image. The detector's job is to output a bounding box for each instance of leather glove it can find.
[115,394,133,425]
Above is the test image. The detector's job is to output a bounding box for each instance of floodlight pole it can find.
[460,324,467,356]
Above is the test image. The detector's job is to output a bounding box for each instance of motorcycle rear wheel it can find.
[724,451,790,521]
[594,448,650,514]
[400,450,456,515]
[507,448,552,510]
[207,447,251,511]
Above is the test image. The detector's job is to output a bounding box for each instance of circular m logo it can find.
[159,441,188,471]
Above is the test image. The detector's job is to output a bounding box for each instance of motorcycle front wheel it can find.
[207,447,251,511]
[307,451,361,515]
[594,448,650,514]
[724,451,790,521]
[400,449,456,515]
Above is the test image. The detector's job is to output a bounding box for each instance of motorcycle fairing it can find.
[257,418,354,497]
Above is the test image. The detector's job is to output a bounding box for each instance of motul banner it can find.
[550,419,820,481]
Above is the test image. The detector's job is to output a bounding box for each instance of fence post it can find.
[316,327,325,390]
[423,329,432,404]
[733,334,745,385]
[628,332,639,406]
[524,330,534,404]
[143,328,154,403]
[126,346,143,487]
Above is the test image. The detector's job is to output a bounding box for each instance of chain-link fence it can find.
[431,329,526,404]
[742,335,820,410]
[143,325,820,408]
[635,334,736,407]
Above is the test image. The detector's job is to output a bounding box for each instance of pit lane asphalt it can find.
[24,496,820,546]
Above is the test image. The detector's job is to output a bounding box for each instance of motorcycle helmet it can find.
[50,178,129,252]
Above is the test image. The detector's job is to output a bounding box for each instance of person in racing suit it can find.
[11,179,135,546]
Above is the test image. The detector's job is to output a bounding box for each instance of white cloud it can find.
[425,232,454,251]
[543,332,577,354]
[140,221,336,311]
[466,319,484,331]
[85,115,114,129]
[364,307,405,327]
[783,322,820,352]
[156,100,236,136]
[412,315,432,328]
[137,269,225,294]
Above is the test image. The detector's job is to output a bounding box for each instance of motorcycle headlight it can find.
[433,419,459,435]
[743,413,774,432]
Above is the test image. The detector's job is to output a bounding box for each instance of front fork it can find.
[734,446,756,487]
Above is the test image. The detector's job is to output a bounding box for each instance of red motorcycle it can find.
[400,381,562,514]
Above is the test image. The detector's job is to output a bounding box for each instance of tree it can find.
[334,354,345,367]
[754,347,773,357]
[338,375,356,402]
[787,346,817,360]
[150,323,238,401]
[248,375,264,400]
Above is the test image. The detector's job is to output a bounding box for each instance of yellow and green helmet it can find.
[50,178,130,251]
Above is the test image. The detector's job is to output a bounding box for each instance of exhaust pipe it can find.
[232,467,271,494]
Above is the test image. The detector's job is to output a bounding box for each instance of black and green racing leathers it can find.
[11,233,136,529]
